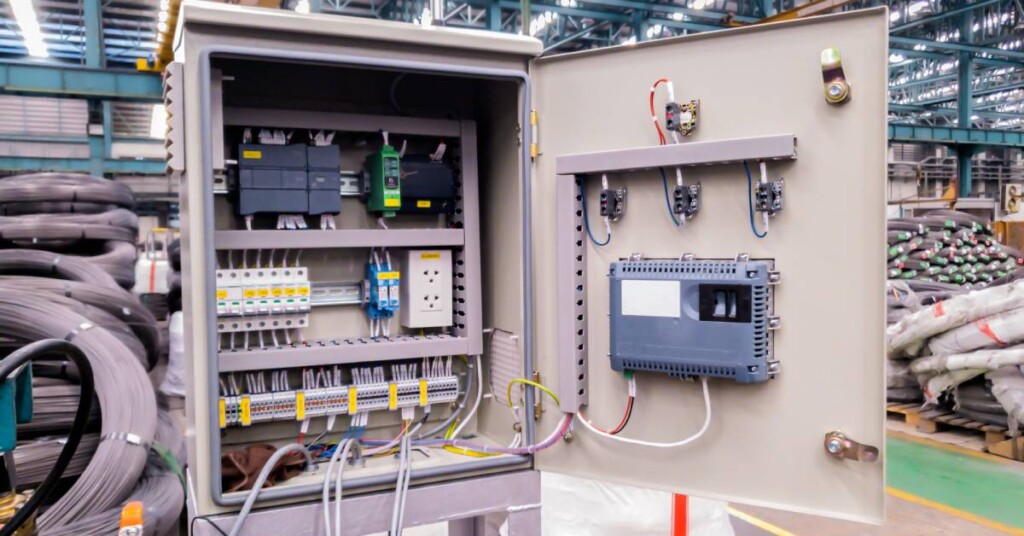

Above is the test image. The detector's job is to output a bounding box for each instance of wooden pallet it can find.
[887,402,1024,460]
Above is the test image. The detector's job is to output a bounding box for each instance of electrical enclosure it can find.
[171,4,886,530]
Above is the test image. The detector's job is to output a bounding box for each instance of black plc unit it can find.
[237,144,308,216]
[399,156,456,215]
[306,145,342,215]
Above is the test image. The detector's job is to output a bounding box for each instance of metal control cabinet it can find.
[171,4,887,531]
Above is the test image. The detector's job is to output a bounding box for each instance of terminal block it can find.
[599,187,627,221]
[219,375,459,428]
[665,100,699,136]
[366,145,402,217]
[755,179,785,217]
[673,183,701,218]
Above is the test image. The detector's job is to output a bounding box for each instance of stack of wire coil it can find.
[0,173,139,289]
[0,174,185,535]
[887,209,1024,288]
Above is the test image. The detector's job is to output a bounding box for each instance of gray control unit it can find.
[609,258,778,383]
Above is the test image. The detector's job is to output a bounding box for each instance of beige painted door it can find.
[531,8,888,523]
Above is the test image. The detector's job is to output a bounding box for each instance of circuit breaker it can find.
[400,249,453,328]
[608,257,779,383]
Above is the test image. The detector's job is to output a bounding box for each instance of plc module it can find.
[608,257,779,382]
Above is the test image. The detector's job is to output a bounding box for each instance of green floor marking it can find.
[887,436,1024,529]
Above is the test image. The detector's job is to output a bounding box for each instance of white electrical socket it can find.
[400,249,453,328]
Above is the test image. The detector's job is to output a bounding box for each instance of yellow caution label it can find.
[218,399,227,428]
[295,392,306,421]
[297,285,310,296]
[284,287,296,296]
[420,252,441,260]
[243,289,257,298]
[377,271,400,280]
[416,200,431,208]
[419,379,428,407]
[216,289,228,299]
[242,150,262,159]
[240,397,251,426]
[348,387,358,415]
[384,198,401,208]
[257,288,270,298]
[271,287,283,297]
[389,383,398,410]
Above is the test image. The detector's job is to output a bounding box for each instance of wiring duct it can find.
[0,290,157,529]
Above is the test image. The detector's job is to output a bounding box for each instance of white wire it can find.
[450,355,483,439]
[576,377,711,448]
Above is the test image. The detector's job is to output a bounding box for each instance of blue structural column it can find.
[632,10,647,41]
[486,0,501,31]
[84,0,106,177]
[956,6,975,196]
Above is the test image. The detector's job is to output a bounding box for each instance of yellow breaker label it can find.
[416,200,431,208]
[295,392,306,421]
[377,271,400,280]
[389,383,399,410]
[242,150,262,159]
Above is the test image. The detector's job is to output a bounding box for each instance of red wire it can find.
[587,396,634,435]
[650,78,669,146]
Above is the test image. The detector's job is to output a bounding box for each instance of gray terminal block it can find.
[608,258,777,383]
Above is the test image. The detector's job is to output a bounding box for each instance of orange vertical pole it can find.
[671,494,688,535]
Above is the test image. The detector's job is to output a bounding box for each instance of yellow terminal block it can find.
[348,386,358,415]
[419,379,429,407]
[218,399,227,429]
[240,397,252,426]
[389,383,399,410]
[295,392,306,421]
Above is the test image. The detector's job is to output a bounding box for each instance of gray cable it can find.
[0,173,134,208]
[0,290,157,527]
[228,444,314,536]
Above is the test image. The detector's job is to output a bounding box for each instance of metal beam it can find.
[889,0,1003,34]
[84,0,105,68]
[0,62,162,101]
[887,124,1024,147]
[889,104,1021,121]
[888,47,1020,69]
[0,157,165,174]
[889,36,1024,62]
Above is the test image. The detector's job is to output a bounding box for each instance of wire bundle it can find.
[0,173,138,288]
[887,210,1024,288]
[886,279,1024,431]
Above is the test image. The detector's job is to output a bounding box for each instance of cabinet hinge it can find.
[530,110,538,160]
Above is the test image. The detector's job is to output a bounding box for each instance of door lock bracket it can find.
[824,431,878,462]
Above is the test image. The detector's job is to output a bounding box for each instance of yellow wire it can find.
[506,378,560,409]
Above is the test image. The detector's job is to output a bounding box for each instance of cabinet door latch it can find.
[824,431,878,462]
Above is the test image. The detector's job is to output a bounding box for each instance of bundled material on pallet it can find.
[886,278,1024,434]
[887,210,1024,288]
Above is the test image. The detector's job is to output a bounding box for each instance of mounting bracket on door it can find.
[554,134,797,413]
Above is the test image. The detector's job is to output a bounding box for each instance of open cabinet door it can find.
[531,8,888,523]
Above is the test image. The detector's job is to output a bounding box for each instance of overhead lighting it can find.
[158,10,169,22]
[294,0,310,13]
[908,1,930,15]
[158,22,169,33]
[150,104,168,140]
[418,6,433,27]
[623,36,637,45]
[889,53,906,63]
[890,11,901,23]
[693,0,707,9]
[9,0,48,58]
[671,12,683,21]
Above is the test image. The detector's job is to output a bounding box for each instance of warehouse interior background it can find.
[1,0,1024,535]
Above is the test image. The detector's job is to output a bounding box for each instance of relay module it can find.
[608,257,779,383]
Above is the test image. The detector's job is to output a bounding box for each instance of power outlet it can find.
[400,249,453,328]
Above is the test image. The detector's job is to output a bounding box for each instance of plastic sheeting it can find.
[159,311,186,397]
[367,472,736,536]
[928,307,1024,355]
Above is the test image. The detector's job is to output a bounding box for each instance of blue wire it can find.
[659,167,681,227]
[743,162,767,239]
[579,181,611,247]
